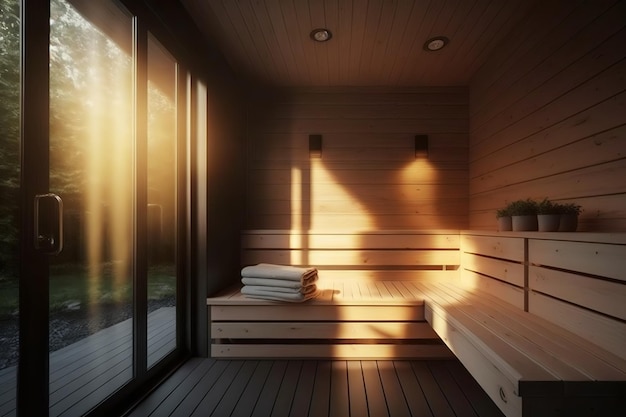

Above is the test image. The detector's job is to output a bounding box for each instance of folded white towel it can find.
[241,263,318,283]
[241,275,318,289]
[242,284,317,295]
[241,286,318,302]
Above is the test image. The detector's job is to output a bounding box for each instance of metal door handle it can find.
[34,193,63,255]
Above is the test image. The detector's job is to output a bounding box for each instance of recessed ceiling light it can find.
[310,28,332,42]
[423,36,449,51]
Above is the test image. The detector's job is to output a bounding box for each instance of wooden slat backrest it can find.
[528,237,626,359]
[460,234,526,308]
[241,230,461,280]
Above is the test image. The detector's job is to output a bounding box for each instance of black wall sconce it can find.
[415,135,429,158]
[309,134,322,158]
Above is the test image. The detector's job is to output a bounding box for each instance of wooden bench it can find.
[417,232,626,417]
[207,229,626,416]
[207,230,460,359]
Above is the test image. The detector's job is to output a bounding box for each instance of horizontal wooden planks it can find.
[242,230,460,249]
[247,88,469,231]
[462,252,525,287]
[424,302,523,417]
[240,231,462,282]
[460,270,524,310]
[437,281,626,380]
[470,194,626,232]
[460,234,526,308]
[208,280,449,360]
[211,304,425,322]
[211,322,438,340]
[528,291,626,361]
[529,265,626,321]
[242,249,460,267]
[211,344,452,360]
[418,280,626,417]
[468,0,626,232]
[461,234,525,262]
[528,239,626,282]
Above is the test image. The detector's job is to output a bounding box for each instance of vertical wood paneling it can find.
[469,1,626,231]
[246,87,469,230]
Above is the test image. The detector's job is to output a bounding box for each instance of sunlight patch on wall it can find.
[310,159,374,231]
[290,167,303,265]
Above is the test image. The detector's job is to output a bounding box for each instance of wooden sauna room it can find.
[5,0,625,416]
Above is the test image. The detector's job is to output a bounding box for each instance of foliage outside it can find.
[1,0,177,320]
[0,0,20,280]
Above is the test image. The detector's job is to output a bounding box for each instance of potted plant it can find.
[507,198,538,231]
[557,202,582,232]
[496,207,512,231]
[537,198,560,232]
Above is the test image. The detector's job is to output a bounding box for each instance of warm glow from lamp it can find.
[290,167,304,265]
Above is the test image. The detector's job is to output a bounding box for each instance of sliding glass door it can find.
[146,33,179,368]
[48,1,135,414]
[12,1,187,415]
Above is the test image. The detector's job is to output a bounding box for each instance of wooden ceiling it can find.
[180,0,538,87]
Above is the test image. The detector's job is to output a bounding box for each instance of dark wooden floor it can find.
[126,357,504,417]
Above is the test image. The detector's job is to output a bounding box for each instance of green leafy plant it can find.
[557,202,582,215]
[495,207,511,218]
[537,198,560,215]
[506,198,538,216]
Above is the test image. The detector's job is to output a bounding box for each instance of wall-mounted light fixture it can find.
[309,134,322,158]
[415,135,429,158]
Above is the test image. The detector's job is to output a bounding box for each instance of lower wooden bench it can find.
[413,280,626,417]
[207,279,453,359]
[206,277,626,416]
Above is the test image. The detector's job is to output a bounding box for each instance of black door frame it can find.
[17,1,189,415]
[18,1,50,415]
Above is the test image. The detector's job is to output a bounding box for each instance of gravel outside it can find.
[0,296,175,370]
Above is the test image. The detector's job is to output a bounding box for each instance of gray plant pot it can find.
[512,215,538,231]
[497,217,512,232]
[559,214,578,232]
[538,214,560,232]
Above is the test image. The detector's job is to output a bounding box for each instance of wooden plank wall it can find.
[528,236,626,359]
[468,0,626,231]
[245,87,469,230]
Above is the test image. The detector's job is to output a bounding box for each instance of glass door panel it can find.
[48,0,134,414]
[146,34,178,367]
[0,0,21,413]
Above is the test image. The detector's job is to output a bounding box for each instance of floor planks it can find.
[0,307,176,417]
[126,358,504,417]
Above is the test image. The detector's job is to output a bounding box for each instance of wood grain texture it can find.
[468,0,626,231]
[180,0,535,87]
[529,265,626,321]
[246,87,469,230]
[528,239,626,282]
[528,291,626,361]
[127,357,505,417]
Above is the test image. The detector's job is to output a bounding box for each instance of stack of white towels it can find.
[240,263,319,302]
